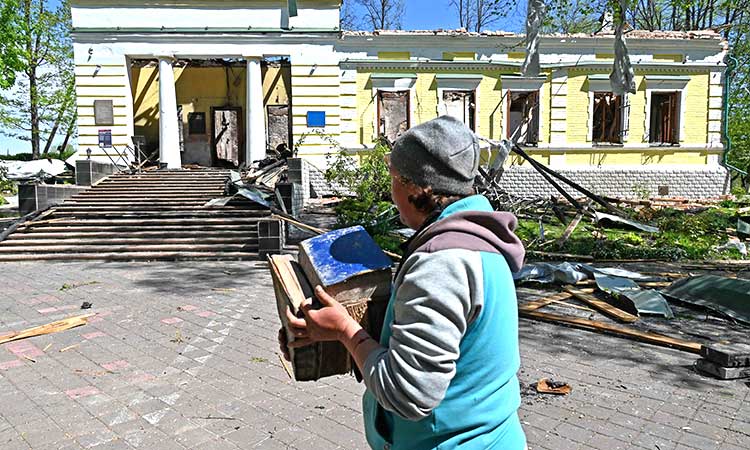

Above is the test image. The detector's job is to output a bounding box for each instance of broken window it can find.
[442,90,476,131]
[592,92,624,144]
[377,90,409,143]
[507,91,539,145]
[649,92,680,145]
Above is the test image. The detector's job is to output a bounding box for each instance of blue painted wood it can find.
[299,225,392,287]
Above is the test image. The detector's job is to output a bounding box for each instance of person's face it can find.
[387,157,427,230]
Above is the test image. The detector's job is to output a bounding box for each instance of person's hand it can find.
[277,327,291,361]
[287,286,358,348]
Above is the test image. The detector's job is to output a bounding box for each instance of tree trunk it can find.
[42,93,72,157]
[59,112,76,156]
[24,0,40,159]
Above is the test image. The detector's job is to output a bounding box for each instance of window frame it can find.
[370,74,416,143]
[643,76,689,146]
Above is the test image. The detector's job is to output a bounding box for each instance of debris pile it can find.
[515,261,750,380]
[474,139,750,263]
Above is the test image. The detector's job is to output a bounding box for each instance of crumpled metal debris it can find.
[610,0,636,95]
[594,273,674,319]
[663,276,750,325]
[522,0,545,77]
[513,262,589,284]
[594,211,659,233]
[514,262,662,284]
[715,237,748,258]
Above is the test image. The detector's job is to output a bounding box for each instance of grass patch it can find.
[518,205,744,261]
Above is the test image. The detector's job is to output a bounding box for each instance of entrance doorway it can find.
[212,107,244,167]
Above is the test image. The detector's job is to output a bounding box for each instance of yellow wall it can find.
[565,68,710,166]
[131,64,290,150]
[356,69,522,146]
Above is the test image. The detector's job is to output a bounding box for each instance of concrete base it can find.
[497,166,731,200]
[76,160,118,186]
[18,183,88,216]
[258,219,285,257]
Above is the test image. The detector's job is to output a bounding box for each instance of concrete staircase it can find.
[0,169,273,261]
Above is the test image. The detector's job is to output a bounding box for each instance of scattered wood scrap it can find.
[535,378,572,395]
[519,308,701,354]
[564,286,639,323]
[0,314,95,345]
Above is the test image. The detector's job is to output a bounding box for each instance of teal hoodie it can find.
[362,195,526,450]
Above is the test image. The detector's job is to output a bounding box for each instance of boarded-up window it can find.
[94,100,114,126]
[443,90,476,131]
[267,105,290,152]
[650,92,680,145]
[592,92,623,144]
[377,90,409,142]
[507,91,539,145]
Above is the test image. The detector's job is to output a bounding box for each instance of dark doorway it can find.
[211,107,243,167]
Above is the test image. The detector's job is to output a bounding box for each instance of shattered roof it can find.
[341,28,722,40]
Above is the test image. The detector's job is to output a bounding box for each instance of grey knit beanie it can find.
[390,115,479,195]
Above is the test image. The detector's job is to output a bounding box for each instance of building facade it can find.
[71,0,730,199]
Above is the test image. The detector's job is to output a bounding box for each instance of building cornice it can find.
[341,59,726,71]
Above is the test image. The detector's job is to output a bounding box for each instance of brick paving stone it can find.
[0,261,747,450]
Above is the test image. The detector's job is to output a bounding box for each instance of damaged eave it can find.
[340,58,725,71]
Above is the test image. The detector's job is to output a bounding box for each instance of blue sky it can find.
[0,0,528,155]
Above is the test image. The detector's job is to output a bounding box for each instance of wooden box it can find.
[269,226,392,381]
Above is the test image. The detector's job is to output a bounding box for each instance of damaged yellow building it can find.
[71,0,730,198]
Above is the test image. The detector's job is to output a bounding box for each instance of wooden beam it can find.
[564,286,638,323]
[519,292,574,312]
[519,310,702,354]
[0,314,95,345]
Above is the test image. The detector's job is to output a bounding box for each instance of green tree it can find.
[0,0,25,89]
[0,0,75,159]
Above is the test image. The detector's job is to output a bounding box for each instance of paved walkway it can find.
[0,261,747,450]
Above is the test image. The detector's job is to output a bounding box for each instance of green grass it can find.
[518,206,744,261]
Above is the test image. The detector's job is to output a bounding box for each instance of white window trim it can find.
[435,76,481,131]
[643,76,689,144]
[500,76,546,144]
[370,75,416,143]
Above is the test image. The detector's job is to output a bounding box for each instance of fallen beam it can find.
[0,314,95,345]
[519,309,702,354]
[519,292,574,312]
[564,286,639,323]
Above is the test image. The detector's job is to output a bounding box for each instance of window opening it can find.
[649,92,680,145]
[442,90,476,131]
[592,92,624,144]
[507,91,539,145]
[377,90,410,143]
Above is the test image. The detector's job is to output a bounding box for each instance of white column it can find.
[246,56,266,165]
[158,56,181,169]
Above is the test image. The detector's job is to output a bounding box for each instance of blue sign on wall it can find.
[306,111,326,127]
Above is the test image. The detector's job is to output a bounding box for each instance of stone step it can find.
[52,205,253,212]
[0,243,259,253]
[50,210,268,218]
[0,237,258,246]
[0,251,260,262]
[20,217,268,226]
[7,230,257,239]
[15,224,259,233]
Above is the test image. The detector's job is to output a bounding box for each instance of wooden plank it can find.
[518,292,574,312]
[519,309,702,354]
[0,314,95,345]
[564,286,639,323]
